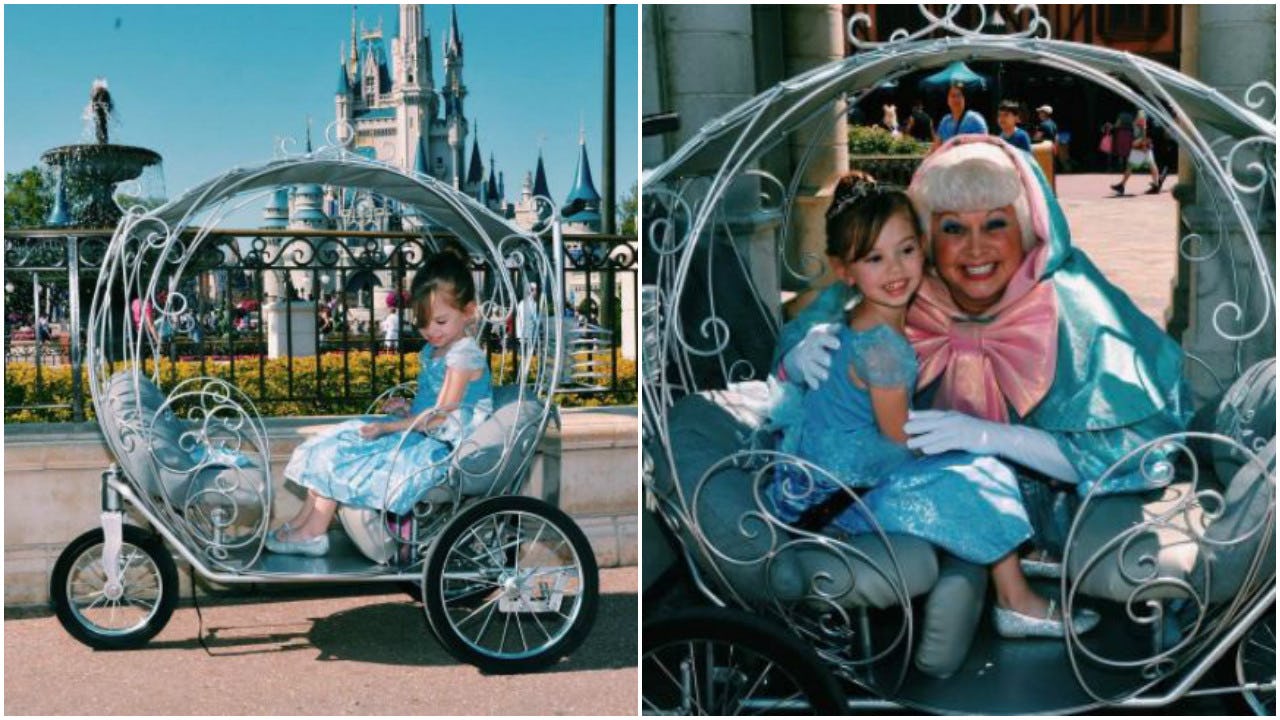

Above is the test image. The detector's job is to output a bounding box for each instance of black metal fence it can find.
[4,228,637,422]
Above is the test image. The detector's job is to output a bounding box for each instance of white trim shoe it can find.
[994,599,1100,639]
[266,532,329,557]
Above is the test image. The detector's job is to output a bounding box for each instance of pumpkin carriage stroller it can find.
[49,142,598,673]
[642,7,1274,714]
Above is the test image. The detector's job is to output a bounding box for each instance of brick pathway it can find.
[1053,173,1180,327]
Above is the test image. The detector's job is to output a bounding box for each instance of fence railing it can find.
[4,227,637,422]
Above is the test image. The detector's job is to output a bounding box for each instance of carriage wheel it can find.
[643,607,848,715]
[50,525,178,650]
[423,496,599,673]
[1230,604,1276,716]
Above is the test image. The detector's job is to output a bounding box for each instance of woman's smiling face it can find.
[930,205,1025,315]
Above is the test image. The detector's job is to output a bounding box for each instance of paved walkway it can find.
[1053,173,1180,327]
[5,567,637,716]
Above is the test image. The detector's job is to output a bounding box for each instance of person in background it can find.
[996,100,1032,153]
[515,281,542,362]
[1110,109,1163,195]
[935,82,988,147]
[380,308,400,351]
[905,97,935,144]
[1032,105,1058,145]
[882,103,901,138]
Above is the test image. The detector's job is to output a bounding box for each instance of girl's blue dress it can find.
[284,336,493,515]
[769,324,1031,564]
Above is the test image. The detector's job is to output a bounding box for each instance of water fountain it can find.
[40,79,162,228]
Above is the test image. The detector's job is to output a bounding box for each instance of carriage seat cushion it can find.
[1188,357,1275,484]
[101,372,199,504]
[663,384,938,610]
[1067,438,1274,604]
[915,554,988,679]
[1211,357,1275,483]
[452,384,543,497]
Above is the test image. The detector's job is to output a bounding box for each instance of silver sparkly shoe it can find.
[266,532,329,557]
[993,599,1100,639]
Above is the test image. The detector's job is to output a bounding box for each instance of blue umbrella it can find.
[918,61,989,92]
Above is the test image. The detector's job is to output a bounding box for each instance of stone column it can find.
[1172,4,1276,404]
[263,300,317,359]
[643,6,756,169]
[779,5,849,310]
[643,5,784,324]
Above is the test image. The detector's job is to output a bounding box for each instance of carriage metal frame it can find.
[49,130,599,674]
[642,6,1275,714]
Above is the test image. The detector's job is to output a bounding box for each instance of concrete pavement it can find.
[4,566,637,716]
[1053,172,1180,327]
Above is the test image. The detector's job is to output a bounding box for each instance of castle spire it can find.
[348,6,358,73]
[532,149,551,200]
[563,129,601,227]
[446,4,463,58]
[466,122,485,187]
[487,151,499,203]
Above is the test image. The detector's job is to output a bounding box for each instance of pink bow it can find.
[906,274,1059,423]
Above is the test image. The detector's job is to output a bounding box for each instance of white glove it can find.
[904,409,1081,485]
[781,323,841,390]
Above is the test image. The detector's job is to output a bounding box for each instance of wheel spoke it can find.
[520,596,555,643]
[80,592,110,612]
[448,589,503,625]
[470,592,501,647]
[688,641,704,715]
[499,601,513,652]
[122,595,156,613]
[514,600,529,652]
[514,513,522,576]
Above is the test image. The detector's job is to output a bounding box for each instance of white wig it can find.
[908,142,1036,254]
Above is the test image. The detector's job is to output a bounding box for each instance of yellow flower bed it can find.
[4,350,636,423]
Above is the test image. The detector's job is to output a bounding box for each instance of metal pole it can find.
[33,271,42,389]
[67,235,84,421]
[601,5,619,388]
[602,4,616,235]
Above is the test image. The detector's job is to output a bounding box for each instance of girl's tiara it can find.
[825,178,903,220]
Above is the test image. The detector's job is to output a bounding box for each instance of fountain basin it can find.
[41,144,161,184]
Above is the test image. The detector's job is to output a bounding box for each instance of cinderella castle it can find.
[263,4,602,235]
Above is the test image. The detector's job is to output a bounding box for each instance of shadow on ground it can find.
[139,592,636,674]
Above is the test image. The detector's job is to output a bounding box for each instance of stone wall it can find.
[4,406,637,608]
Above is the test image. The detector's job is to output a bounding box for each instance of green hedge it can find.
[4,351,636,423]
[848,125,929,156]
[847,126,928,187]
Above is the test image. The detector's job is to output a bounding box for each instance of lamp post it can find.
[985,9,1008,106]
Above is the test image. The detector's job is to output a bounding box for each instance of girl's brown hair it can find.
[825,174,923,263]
[410,242,476,326]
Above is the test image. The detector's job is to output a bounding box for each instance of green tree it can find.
[617,182,638,236]
[4,167,52,229]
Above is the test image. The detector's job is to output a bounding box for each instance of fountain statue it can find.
[41,79,162,228]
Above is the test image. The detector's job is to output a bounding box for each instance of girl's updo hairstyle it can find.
[411,242,477,324]
[825,172,924,263]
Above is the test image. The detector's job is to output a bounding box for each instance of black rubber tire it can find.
[423,495,599,673]
[50,525,178,650]
[643,607,848,715]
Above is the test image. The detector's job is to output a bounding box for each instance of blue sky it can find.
[4,4,638,225]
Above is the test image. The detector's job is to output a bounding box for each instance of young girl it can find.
[268,246,493,556]
[770,176,1097,638]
